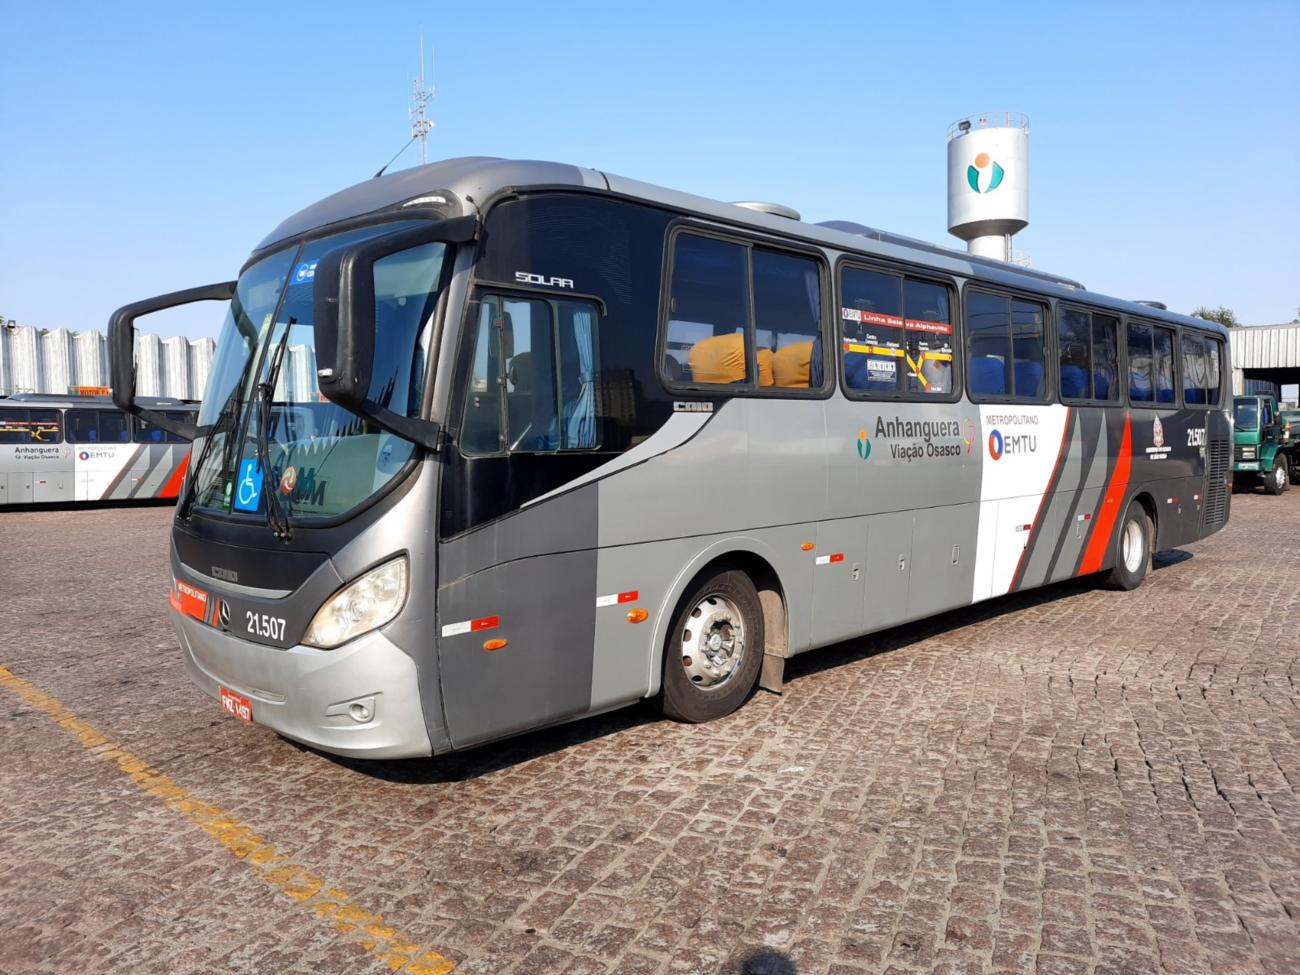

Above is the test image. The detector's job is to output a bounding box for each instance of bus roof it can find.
[255,156,1229,340]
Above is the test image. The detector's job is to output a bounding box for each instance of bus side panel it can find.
[971,404,1072,601]
[1017,408,1107,588]
[435,485,601,750]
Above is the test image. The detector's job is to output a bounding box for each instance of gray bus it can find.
[108,157,1232,758]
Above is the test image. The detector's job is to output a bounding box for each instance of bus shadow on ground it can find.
[331,551,1194,785]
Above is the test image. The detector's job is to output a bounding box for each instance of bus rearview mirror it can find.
[107,281,236,439]
[312,217,476,452]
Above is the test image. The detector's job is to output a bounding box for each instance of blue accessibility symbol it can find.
[233,459,264,512]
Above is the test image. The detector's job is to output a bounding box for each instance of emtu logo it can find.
[988,429,1004,460]
[967,153,1005,193]
[988,428,1037,460]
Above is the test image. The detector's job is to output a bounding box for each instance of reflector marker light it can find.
[814,553,845,565]
[1077,512,1093,522]
[626,608,649,624]
[800,542,815,552]
[1167,497,1177,504]
[596,590,640,608]
[1193,494,1201,501]
[483,639,508,651]
[441,615,499,637]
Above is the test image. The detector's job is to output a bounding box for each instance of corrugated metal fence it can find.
[0,325,214,399]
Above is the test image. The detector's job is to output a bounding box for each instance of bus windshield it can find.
[1233,398,1259,431]
[187,221,447,524]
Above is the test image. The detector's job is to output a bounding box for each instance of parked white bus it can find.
[0,393,196,505]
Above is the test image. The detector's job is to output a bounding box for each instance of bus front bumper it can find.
[172,612,433,759]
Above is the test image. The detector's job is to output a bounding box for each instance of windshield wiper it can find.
[256,317,296,541]
[177,311,260,522]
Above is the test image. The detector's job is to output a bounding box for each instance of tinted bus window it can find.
[1011,300,1046,398]
[66,409,130,443]
[1059,307,1121,403]
[461,294,602,455]
[1092,314,1120,402]
[1127,321,1154,403]
[966,291,1047,399]
[841,267,904,395]
[1182,332,1222,407]
[0,408,62,444]
[665,235,750,386]
[134,413,189,443]
[1058,307,1092,400]
[966,291,1010,396]
[1153,326,1176,404]
[752,248,821,389]
[903,278,954,395]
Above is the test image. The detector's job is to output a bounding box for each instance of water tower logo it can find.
[966,153,1005,193]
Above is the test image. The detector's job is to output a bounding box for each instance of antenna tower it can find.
[409,33,435,165]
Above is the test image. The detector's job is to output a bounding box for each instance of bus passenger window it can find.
[0,408,61,444]
[1153,326,1175,404]
[903,278,954,394]
[1204,338,1222,406]
[1181,332,1221,407]
[840,267,904,395]
[1058,307,1092,400]
[1092,314,1120,401]
[752,248,821,389]
[1127,321,1154,403]
[1011,300,1045,398]
[65,409,99,443]
[665,235,750,386]
[965,291,1009,396]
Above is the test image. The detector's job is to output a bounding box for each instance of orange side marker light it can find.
[800,542,815,551]
[626,608,649,624]
[483,638,508,652]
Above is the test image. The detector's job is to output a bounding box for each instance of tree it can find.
[1190,306,1241,328]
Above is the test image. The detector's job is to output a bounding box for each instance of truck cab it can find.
[1233,394,1299,494]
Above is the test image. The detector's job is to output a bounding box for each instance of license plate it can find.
[1237,462,1259,471]
[219,686,253,723]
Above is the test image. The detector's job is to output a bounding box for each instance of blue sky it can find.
[2,1,1298,339]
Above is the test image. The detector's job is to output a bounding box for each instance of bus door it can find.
[435,292,608,748]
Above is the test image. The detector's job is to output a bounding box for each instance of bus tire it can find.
[1103,500,1151,591]
[657,568,764,723]
[1265,457,1287,495]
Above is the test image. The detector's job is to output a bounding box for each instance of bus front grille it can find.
[1203,441,1230,530]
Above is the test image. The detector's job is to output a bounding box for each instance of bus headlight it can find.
[303,557,408,649]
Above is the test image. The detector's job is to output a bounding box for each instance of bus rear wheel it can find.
[1265,457,1288,495]
[1103,501,1151,591]
[657,568,764,723]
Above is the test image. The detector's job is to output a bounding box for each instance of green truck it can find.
[1233,394,1300,494]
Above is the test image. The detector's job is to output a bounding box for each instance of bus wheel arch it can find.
[1133,491,1159,550]
[648,545,789,702]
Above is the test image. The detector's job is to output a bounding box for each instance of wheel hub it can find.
[680,593,746,690]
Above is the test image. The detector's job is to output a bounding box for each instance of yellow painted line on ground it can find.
[0,663,456,975]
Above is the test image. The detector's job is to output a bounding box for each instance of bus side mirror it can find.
[312,216,476,451]
[108,281,236,439]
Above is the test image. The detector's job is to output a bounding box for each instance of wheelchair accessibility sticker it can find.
[233,459,264,512]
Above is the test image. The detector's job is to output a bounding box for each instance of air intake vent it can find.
[1135,300,1168,310]
[1203,441,1230,531]
[732,201,801,221]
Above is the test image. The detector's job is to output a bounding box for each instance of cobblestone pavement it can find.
[1,491,1297,975]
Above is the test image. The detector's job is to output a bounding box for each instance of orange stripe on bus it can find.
[159,450,192,499]
[1079,416,1132,575]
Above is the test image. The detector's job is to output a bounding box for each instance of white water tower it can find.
[947,112,1029,261]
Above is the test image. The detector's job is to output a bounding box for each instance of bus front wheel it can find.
[1104,501,1151,591]
[657,568,764,723]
